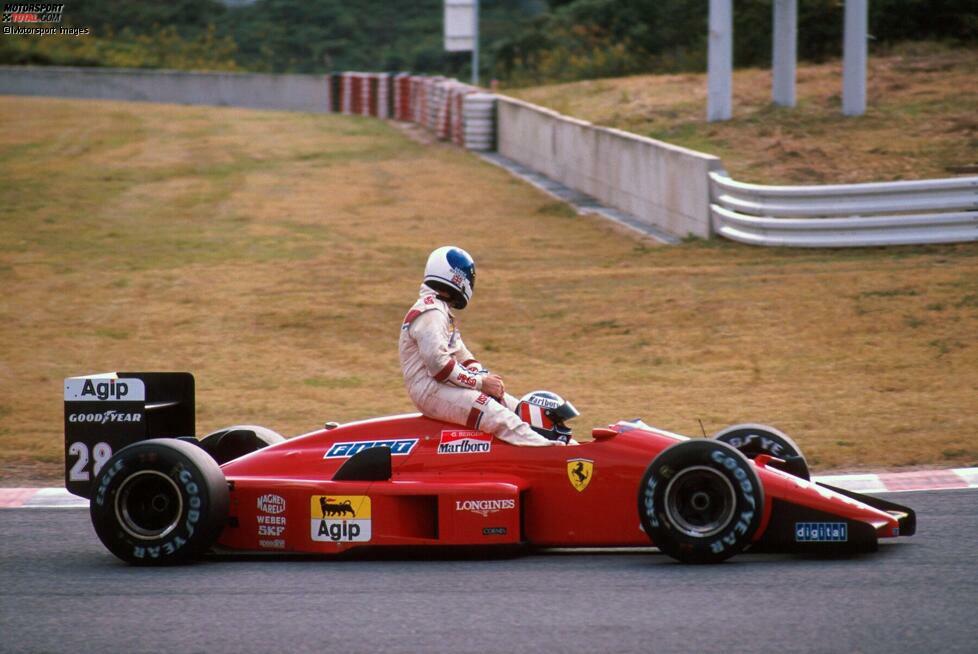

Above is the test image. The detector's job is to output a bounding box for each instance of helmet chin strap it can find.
[423,281,465,308]
[438,290,466,310]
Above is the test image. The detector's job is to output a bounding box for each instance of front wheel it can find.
[638,440,764,564]
[90,438,229,565]
[712,423,810,480]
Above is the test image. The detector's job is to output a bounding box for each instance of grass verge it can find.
[507,43,978,184]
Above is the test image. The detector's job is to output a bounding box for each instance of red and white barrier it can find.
[413,77,427,125]
[394,73,411,121]
[350,73,364,115]
[340,74,352,114]
[325,72,493,150]
[376,74,389,119]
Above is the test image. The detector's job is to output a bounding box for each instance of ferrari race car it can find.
[64,372,916,565]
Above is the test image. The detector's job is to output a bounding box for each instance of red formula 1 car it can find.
[64,372,915,565]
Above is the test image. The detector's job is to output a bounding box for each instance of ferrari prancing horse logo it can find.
[567,458,594,492]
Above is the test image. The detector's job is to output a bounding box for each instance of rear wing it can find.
[64,372,195,498]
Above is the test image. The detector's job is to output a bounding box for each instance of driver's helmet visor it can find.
[547,400,580,426]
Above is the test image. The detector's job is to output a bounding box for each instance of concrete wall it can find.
[496,96,723,238]
[0,66,330,112]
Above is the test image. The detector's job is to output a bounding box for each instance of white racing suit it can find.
[399,286,557,447]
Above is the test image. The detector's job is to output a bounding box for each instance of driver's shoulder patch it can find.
[402,309,425,328]
[402,298,448,329]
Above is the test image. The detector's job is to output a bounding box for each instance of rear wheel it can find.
[713,423,810,480]
[198,425,284,465]
[90,438,229,565]
[638,440,764,563]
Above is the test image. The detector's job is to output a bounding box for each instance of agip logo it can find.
[64,377,145,402]
[311,495,371,543]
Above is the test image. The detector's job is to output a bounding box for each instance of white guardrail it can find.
[710,172,978,247]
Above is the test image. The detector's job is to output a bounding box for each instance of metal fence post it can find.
[772,0,797,107]
[471,0,480,86]
[843,0,868,116]
[707,0,733,122]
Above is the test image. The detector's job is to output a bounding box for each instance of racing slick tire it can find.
[638,440,764,564]
[90,438,229,565]
[198,425,285,465]
[713,423,810,481]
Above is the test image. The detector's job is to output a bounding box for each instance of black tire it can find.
[198,425,285,465]
[638,440,764,564]
[90,438,229,565]
[712,423,810,481]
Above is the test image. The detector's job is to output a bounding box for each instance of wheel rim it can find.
[663,466,736,538]
[114,470,183,541]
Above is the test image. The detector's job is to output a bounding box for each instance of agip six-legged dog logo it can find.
[320,497,356,518]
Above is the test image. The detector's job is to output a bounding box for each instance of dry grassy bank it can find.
[508,44,978,184]
[0,96,975,484]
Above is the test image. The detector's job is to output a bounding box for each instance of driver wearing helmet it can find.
[399,246,563,447]
[516,391,580,445]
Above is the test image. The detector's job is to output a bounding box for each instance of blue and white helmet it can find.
[423,246,476,309]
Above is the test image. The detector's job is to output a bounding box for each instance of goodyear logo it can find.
[795,522,848,542]
[323,439,418,459]
[311,495,372,543]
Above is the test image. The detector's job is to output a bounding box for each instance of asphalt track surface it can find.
[1,489,975,654]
